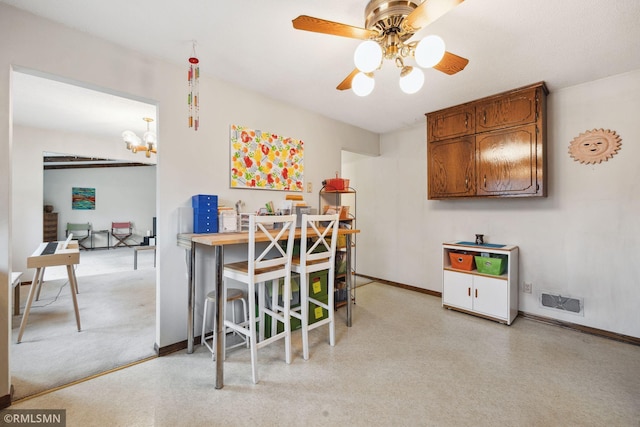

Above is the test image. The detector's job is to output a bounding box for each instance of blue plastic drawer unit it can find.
[192,194,218,233]
[192,194,218,209]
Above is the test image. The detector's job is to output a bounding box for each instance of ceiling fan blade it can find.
[433,51,469,75]
[292,15,378,40]
[336,69,360,91]
[404,0,465,32]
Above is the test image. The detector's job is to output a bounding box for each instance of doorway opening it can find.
[10,69,158,400]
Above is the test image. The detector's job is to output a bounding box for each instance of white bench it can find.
[11,272,23,315]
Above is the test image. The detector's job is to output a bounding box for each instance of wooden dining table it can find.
[177,226,359,389]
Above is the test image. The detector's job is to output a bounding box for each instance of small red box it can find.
[449,252,475,271]
[324,178,349,191]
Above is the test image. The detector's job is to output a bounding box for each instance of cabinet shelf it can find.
[443,266,508,280]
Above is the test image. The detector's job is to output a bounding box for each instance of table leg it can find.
[214,245,224,389]
[187,242,196,354]
[35,267,46,301]
[13,283,20,316]
[66,264,82,331]
[134,248,138,270]
[345,234,352,327]
[17,268,43,343]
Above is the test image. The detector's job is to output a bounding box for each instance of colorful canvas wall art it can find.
[230,125,304,191]
[72,187,95,210]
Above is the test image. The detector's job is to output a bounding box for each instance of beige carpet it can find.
[10,254,156,400]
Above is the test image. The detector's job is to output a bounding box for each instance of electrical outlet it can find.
[523,282,532,294]
[307,182,312,193]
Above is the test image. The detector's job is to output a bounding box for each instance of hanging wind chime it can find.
[188,42,200,131]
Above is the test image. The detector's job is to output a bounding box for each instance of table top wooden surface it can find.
[177,227,359,249]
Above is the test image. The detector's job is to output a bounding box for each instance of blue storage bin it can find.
[192,194,218,209]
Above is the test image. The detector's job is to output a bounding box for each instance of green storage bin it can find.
[309,294,329,325]
[308,271,328,299]
[474,255,507,276]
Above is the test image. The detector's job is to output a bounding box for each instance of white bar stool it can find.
[290,213,339,360]
[201,288,248,359]
[222,214,297,384]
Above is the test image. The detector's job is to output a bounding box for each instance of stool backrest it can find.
[299,214,340,270]
[248,214,296,280]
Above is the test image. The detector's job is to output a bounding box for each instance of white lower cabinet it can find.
[443,270,508,319]
[442,242,519,325]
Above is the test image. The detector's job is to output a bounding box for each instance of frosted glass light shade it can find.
[415,35,446,68]
[143,131,157,145]
[352,72,375,97]
[354,40,383,73]
[122,130,141,146]
[399,67,424,94]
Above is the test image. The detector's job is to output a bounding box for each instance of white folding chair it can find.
[222,214,296,384]
[290,213,339,360]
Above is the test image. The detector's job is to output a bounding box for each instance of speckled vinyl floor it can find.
[8,282,640,426]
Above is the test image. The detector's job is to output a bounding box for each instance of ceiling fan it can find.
[292,0,468,96]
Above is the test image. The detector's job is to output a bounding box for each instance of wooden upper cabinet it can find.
[428,136,475,199]
[427,105,475,142]
[426,82,547,199]
[475,88,538,133]
[476,125,538,196]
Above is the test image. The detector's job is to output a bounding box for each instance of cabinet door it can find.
[472,275,508,319]
[476,124,538,196]
[475,88,537,133]
[427,106,475,142]
[428,136,475,199]
[443,270,472,310]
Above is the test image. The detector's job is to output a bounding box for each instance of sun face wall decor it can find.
[568,129,622,164]
[230,125,304,191]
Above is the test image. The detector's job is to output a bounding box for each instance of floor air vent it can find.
[540,292,584,316]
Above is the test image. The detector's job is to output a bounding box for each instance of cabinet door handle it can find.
[475,289,478,298]
[483,111,486,124]
[483,175,487,188]
[465,177,468,189]
[468,287,471,297]
[465,113,468,127]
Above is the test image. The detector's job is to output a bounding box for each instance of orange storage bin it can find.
[449,252,475,271]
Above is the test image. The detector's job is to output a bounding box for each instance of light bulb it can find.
[354,40,383,73]
[122,130,141,146]
[415,35,446,68]
[399,67,424,94]
[352,72,375,97]
[143,131,157,145]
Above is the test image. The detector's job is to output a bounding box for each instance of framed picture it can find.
[72,187,95,210]
[230,124,304,191]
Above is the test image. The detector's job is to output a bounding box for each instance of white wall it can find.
[43,167,156,240]
[0,4,380,399]
[347,69,640,339]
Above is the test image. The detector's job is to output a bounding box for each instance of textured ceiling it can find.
[5,0,640,137]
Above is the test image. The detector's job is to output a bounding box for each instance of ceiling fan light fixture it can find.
[399,66,424,94]
[414,35,446,68]
[352,72,375,96]
[354,40,383,73]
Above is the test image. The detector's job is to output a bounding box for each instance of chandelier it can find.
[351,0,448,96]
[122,117,157,158]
